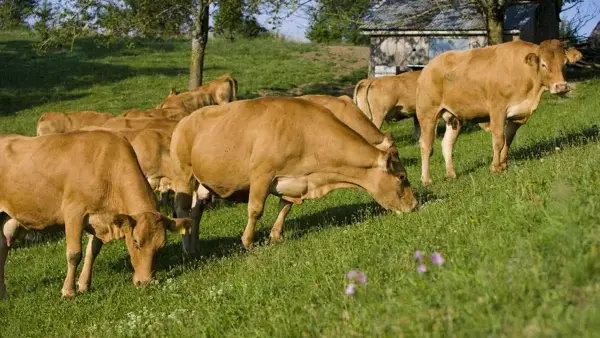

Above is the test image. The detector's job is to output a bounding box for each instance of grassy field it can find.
[1,30,600,337]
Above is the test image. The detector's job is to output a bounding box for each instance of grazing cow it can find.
[298,94,395,151]
[101,117,179,135]
[156,73,238,113]
[0,131,191,299]
[170,97,417,253]
[417,39,582,185]
[121,108,188,121]
[80,127,175,205]
[36,111,114,136]
[353,71,421,140]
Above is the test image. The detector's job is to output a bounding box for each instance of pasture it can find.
[2,29,600,337]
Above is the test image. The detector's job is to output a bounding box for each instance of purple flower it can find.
[346,269,358,280]
[417,264,427,274]
[356,272,367,285]
[345,283,356,296]
[414,250,422,261]
[431,252,444,266]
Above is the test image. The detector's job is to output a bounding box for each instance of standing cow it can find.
[170,97,417,254]
[0,131,191,299]
[417,39,582,185]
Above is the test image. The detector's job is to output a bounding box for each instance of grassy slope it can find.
[1,31,600,337]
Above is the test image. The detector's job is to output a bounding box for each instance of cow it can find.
[416,39,583,185]
[156,73,238,113]
[298,94,395,151]
[101,117,179,135]
[0,131,191,299]
[353,71,421,140]
[36,111,114,136]
[121,108,188,121]
[79,127,175,206]
[170,97,418,254]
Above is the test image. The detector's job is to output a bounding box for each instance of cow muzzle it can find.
[133,274,153,287]
[550,82,570,94]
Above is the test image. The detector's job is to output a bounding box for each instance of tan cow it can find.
[417,39,582,185]
[36,111,114,136]
[0,131,191,299]
[101,117,179,135]
[80,127,175,204]
[298,94,395,151]
[156,73,238,113]
[121,108,188,121]
[353,71,421,140]
[170,97,417,253]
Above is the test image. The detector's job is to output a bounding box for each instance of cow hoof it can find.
[445,171,457,179]
[241,238,254,250]
[490,165,504,173]
[77,284,89,294]
[421,178,432,186]
[269,232,284,244]
[61,289,76,299]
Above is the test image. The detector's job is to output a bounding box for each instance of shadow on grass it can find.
[0,38,187,115]
[512,125,600,161]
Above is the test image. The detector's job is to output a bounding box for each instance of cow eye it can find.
[541,63,548,70]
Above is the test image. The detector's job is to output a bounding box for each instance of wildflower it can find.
[417,264,427,274]
[346,269,358,280]
[414,250,422,261]
[345,283,356,296]
[356,272,367,285]
[431,252,444,266]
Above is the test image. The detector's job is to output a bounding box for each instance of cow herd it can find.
[0,39,582,299]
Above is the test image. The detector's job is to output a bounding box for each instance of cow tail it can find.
[364,81,374,122]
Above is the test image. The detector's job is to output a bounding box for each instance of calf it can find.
[416,39,582,185]
[0,131,191,299]
[170,97,417,253]
[156,73,238,113]
[353,71,421,140]
[36,111,114,136]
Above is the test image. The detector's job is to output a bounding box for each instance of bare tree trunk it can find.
[487,0,506,45]
[189,1,210,89]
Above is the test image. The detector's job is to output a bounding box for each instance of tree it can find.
[306,0,371,45]
[213,0,243,41]
[0,0,37,29]
[189,0,211,88]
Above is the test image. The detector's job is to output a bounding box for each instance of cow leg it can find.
[441,113,462,179]
[77,234,103,294]
[500,121,522,171]
[61,214,84,299]
[242,179,271,249]
[412,116,421,142]
[0,215,11,299]
[270,199,293,243]
[418,113,438,186]
[489,113,507,173]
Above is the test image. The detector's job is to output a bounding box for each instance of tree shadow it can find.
[0,38,188,115]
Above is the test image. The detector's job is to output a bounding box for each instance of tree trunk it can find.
[189,1,210,89]
[487,1,506,45]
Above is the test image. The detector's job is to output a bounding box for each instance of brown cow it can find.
[121,108,188,121]
[0,131,191,299]
[36,111,114,136]
[417,39,582,185]
[156,73,238,113]
[353,71,421,140]
[170,97,417,253]
[101,117,179,135]
[298,94,395,151]
[80,127,175,205]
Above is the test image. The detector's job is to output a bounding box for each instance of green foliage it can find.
[306,0,371,45]
[0,0,37,29]
[213,0,268,40]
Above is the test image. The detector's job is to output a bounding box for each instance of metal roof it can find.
[361,0,538,32]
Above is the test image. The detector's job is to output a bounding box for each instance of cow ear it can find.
[565,48,582,64]
[165,217,192,235]
[169,87,178,96]
[113,214,136,232]
[525,53,539,67]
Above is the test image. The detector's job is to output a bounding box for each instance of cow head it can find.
[526,39,583,94]
[113,212,191,286]
[371,147,418,213]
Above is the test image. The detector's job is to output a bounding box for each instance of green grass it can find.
[2,30,600,337]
